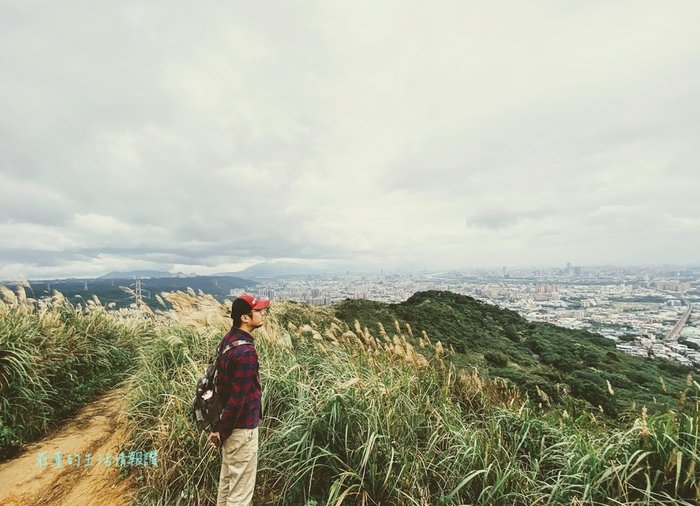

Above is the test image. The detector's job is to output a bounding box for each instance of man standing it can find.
[210,293,269,506]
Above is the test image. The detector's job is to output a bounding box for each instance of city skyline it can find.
[2,260,700,283]
[2,1,699,280]
[6,263,697,367]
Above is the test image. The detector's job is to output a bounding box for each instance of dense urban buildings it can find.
[235,265,700,367]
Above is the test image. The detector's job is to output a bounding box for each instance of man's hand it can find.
[209,432,221,449]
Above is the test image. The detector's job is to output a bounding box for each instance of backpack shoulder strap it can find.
[213,339,253,372]
[217,339,252,356]
[211,339,254,391]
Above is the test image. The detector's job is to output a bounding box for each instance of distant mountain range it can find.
[215,261,324,278]
[20,275,255,309]
[97,262,325,281]
[99,270,187,279]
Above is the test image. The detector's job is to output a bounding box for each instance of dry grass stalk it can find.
[157,291,229,329]
[455,368,522,409]
[434,341,444,358]
[330,322,343,336]
[0,285,17,306]
[535,385,551,407]
[606,380,615,396]
[461,369,483,392]
[16,285,27,304]
[638,406,650,444]
[377,322,389,342]
[337,377,361,390]
[394,319,402,338]
[354,319,363,336]
[52,290,66,305]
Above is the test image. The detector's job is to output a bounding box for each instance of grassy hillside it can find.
[0,285,151,459]
[2,286,698,504]
[122,292,699,505]
[334,291,694,417]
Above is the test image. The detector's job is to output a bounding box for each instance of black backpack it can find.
[192,339,251,432]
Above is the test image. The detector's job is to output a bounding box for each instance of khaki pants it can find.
[216,428,258,506]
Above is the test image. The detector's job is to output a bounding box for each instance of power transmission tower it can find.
[120,277,150,308]
[135,277,143,305]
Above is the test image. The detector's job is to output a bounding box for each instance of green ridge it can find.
[334,290,694,417]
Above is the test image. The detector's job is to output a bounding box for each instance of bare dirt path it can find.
[0,387,136,506]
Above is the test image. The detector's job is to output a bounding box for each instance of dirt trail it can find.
[0,388,136,506]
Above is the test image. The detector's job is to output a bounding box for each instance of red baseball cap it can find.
[238,293,270,310]
[230,293,270,319]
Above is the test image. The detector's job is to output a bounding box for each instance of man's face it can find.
[244,308,266,329]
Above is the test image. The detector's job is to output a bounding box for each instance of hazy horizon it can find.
[3,260,699,284]
[2,1,699,280]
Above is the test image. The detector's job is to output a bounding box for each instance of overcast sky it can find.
[1,1,699,280]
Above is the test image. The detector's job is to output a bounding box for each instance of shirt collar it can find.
[227,326,254,343]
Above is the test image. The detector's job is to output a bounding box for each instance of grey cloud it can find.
[2,1,700,278]
[0,181,75,226]
[467,209,522,230]
[0,249,90,267]
[380,45,700,201]
[467,206,554,231]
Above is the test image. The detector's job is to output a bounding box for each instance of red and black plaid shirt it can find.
[215,327,261,442]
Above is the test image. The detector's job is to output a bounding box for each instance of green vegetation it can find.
[0,285,151,459]
[2,286,699,504]
[121,292,699,505]
[334,291,694,416]
[680,339,700,351]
